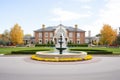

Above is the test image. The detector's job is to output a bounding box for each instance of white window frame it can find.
[69,32,73,38]
[50,33,53,38]
[45,32,48,37]
[39,33,42,38]
[39,39,42,44]
[77,39,80,44]
[77,33,80,38]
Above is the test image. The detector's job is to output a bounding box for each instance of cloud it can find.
[51,8,91,21]
[87,0,120,36]
[97,0,120,27]
[81,5,91,9]
[74,0,94,3]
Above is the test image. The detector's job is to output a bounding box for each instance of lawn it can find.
[0,47,53,55]
[69,47,120,54]
[0,47,120,55]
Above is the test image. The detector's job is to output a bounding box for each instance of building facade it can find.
[34,24,85,44]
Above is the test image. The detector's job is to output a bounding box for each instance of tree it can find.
[3,30,10,41]
[0,30,10,46]
[100,24,117,45]
[114,35,120,45]
[96,34,101,37]
[10,24,24,45]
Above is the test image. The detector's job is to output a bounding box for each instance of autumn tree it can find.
[100,24,117,45]
[10,24,24,45]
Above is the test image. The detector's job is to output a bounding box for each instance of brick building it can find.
[34,24,85,44]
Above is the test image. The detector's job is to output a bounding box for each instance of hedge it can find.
[69,48,106,51]
[11,49,51,54]
[35,44,88,47]
[69,48,113,54]
[67,44,88,47]
[35,44,55,47]
[87,51,112,54]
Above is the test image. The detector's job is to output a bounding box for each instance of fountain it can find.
[32,34,92,62]
[56,33,67,54]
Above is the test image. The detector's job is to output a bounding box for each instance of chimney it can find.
[75,24,78,30]
[42,24,45,44]
[74,24,78,44]
[42,24,45,29]
[88,30,91,37]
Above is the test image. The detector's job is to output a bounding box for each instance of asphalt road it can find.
[0,55,120,80]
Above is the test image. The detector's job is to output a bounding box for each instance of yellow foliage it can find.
[31,55,92,62]
[10,23,24,45]
[100,24,117,45]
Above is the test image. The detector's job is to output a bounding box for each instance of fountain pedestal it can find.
[56,34,67,54]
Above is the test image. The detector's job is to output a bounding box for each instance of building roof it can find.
[34,24,85,32]
[24,35,35,40]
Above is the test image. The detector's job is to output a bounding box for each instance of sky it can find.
[0,0,120,36]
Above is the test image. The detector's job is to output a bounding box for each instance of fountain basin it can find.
[36,51,87,59]
[56,48,67,50]
[31,51,92,62]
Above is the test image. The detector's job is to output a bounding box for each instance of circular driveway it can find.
[0,55,120,80]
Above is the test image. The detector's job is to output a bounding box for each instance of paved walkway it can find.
[0,55,120,80]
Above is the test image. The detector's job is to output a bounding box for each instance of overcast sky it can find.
[0,0,120,36]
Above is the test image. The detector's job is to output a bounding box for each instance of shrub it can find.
[87,51,112,54]
[69,48,113,54]
[35,44,55,47]
[67,44,88,47]
[69,48,105,51]
[11,49,51,54]
[31,55,92,62]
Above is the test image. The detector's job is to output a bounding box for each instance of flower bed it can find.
[31,55,92,62]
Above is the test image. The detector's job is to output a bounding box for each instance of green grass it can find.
[0,47,53,55]
[69,47,120,54]
[0,47,120,55]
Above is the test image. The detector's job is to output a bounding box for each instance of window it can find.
[39,33,42,38]
[40,40,42,42]
[39,39,42,44]
[50,33,53,37]
[77,33,80,38]
[45,39,48,44]
[77,41,80,44]
[45,32,48,37]
[50,39,53,44]
[69,39,73,43]
[77,38,80,44]
[69,32,73,37]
